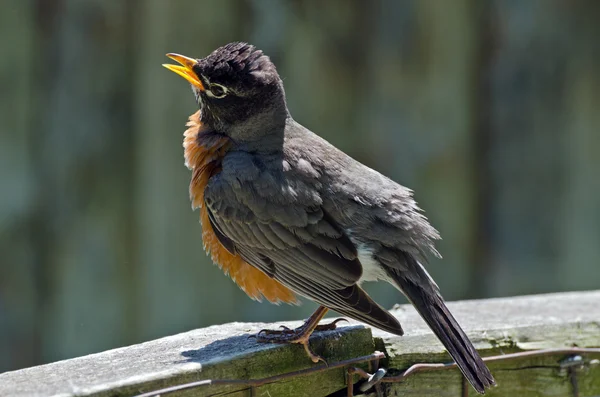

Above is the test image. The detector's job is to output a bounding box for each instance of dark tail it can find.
[387,260,496,393]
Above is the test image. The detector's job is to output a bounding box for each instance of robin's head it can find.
[163,42,288,140]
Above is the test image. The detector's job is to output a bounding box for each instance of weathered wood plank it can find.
[1,291,598,397]
[0,323,376,397]
[377,290,600,396]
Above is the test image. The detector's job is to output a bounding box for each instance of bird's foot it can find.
[253,317,348,363]
[256,317,347,337]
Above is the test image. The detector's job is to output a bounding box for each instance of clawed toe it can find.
[254,328,301,343]
[255,326,294,339]
[314,317,348,332]
[301,340,326,364]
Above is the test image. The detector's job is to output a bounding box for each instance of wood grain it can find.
[1,291,598,397]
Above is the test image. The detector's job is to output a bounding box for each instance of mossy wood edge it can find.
[1,291,599,397]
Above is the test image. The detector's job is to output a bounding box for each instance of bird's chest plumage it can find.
[183,111,297,304]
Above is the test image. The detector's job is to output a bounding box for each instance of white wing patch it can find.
[352,239,439,290]
[354,243,392,284]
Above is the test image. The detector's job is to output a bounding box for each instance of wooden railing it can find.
[2,291,599,397]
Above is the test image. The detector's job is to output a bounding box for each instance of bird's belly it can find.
[199,205,297,304]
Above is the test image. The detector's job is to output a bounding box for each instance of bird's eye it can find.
[207,83,227,98]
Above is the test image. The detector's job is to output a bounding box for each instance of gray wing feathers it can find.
[204,155,403,335]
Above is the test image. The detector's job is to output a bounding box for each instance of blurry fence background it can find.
[1,0,599,373]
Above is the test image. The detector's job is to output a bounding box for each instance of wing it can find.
[204,155,403,335]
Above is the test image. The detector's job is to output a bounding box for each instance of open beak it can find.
[163,53,205,91]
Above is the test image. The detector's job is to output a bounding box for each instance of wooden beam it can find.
[1,291,599,397]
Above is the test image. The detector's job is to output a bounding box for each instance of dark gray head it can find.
[164,42,289,142]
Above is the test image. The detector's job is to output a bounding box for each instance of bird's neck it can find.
[199,88,289,148]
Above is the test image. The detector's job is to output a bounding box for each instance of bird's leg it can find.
[254,306,347,363]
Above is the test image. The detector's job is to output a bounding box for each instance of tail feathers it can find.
[413,289,495,393]
[390,271,495,393]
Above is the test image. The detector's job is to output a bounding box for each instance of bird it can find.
[163,42,495,394]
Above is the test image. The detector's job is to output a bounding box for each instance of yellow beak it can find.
[162,53,205,91]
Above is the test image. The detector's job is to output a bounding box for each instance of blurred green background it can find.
[1,0,599,373]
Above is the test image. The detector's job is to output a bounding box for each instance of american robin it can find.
[163,42,495,394]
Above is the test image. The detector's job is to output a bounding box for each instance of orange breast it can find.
[183,111,297,304]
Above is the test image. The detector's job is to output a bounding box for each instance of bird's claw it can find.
[314,317,348,331]
[255,326,294,337]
